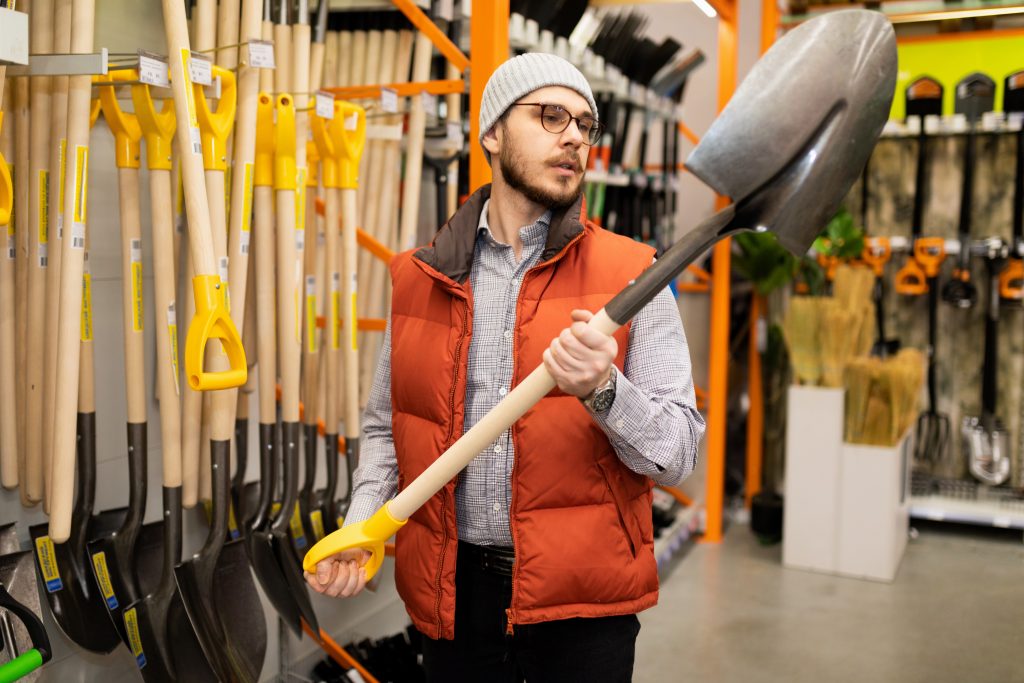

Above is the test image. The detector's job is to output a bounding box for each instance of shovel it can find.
[304,9,897,577]
[0,538,51,683]
[941,73,995,309]
[964,239,1012,485]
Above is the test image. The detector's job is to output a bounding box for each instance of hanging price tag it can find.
[421,92,438,118]
[380,87,398,114]
[316,91,335,119]
[345,112,359,131]
[189,52,213,86]
[447,121,463,148]
[138,51,170,88]
[247,40,276,69]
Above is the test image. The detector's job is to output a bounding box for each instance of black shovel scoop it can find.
[29,412,124,654]
[306,9,899,577]
[942,72,995,308]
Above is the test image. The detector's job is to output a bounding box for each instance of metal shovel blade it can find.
[685,10,896,256]
[0,546,44,673]
[29,413,123,654]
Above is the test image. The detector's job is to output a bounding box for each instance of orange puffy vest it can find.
[389,186,658,640]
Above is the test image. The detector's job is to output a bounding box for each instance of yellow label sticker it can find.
[336,515,345,529]
[241,162,254,235]
[290,502,307,548]
[57,139,67,234]
[168,302,180,396]
[332,290,341,350]
[73,146,88,225]
[7,165,14,238]
[38,169,48,246]
[350,291,358,352]
[271,502,282,517]
[295,169,307,230]
[34,536,64,593]
[310,510,325,541]
[81,268,94,342]
[228,503,240,540]
[180,48,202,155]
[131,238,144,332]
[91,551,120,611]
[123,607,147,669]
[306,275,317,354]
[176,166,184,216]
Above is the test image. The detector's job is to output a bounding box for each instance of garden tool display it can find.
[860,151,900,357]
[86,68,153,646]
[912,237,950,469]
[245,92,320,641]
[41,0,73,513]
[941,72,995,309]
[304,10,897,579]
[119,73,184,683]
[894,76,943,298]
[963,239,1012,486]
[0,86,17,491]
[159,2,261,680]
[998,70,1023,301]
[0,546,51,683]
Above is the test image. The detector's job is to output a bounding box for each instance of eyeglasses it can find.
[510,103,604,145]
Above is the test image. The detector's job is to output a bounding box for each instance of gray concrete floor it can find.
[636,523,1024,683]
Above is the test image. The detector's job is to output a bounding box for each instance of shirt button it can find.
[493,502,501,512]
[499,387,507,396]
[494,444,502,453]
[503,330,512,339]
[615,419,624,429]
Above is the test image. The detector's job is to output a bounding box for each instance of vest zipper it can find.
[506,608,515,635]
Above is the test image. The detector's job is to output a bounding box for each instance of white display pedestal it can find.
[782,385,911,583]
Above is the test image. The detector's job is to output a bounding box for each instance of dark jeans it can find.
[420,542,641,682]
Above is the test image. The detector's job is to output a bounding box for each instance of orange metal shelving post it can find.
[469,0,509,191]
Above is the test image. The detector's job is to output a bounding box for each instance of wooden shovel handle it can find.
[117,167,148,424]
[0,97,16,489]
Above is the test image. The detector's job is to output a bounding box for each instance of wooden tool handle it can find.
[14,75,30,501]
[150,169,183,488]
[0,92,17,489]
[324,187,341,433]
[274,21,293,94]
[341,188,360,438]
[254,186,277,422]
[118,167,147,424]
[180,256,202,507]
[276,186,301,421]
[195,0,217,52]
[216,0,241,70]
[50,0,97,542]
[397,32,432,253]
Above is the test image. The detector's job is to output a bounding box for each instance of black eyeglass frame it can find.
[509,102,604,145]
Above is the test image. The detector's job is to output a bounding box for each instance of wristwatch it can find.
[582,367,617,413]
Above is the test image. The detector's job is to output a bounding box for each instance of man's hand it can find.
[542,309,616,399]
[304,548,371,598]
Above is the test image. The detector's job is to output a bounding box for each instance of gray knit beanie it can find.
[478,53,598,161]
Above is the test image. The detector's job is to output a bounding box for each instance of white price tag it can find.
[71,221,85,250]
[380,87,398,114]
[331,271,340,292]
[305,274,316,296]
[344,113,359,131]
[218,256,229,283]
[240,230,251,255]
[247,40,276,69]
[166,301,177,327]
[130,238,142,263]
[38,243,47,268]
[316,91,335,119]
[295,229,305,252]
[421,91,438,117]
[189,52,213,86]
[138,51,170,88]
[447,121,463,147]
[6,236,13,261]
[346,669,367,683]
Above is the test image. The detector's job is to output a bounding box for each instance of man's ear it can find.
[481,124,501,157]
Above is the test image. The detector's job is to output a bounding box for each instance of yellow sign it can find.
[91,551,120,610]
[81,268,94,342]
[123,607,148,670]
[289,502,307,549]
[57,139,67,234]
[34,536,64,593]
[310,510,325,541]
[38,169,48,251]
[131,239,144,332]
[168,303,180,395]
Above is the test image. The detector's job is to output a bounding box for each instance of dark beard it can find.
[498,138,582,210]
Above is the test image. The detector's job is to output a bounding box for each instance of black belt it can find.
[458,541,515,577]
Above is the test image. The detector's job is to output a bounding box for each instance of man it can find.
[306,53,705,681]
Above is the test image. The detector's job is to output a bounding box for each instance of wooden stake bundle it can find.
[25,0,55,506]
[50,0,98,541]
[783,296,823,386]
[0,84,16,489]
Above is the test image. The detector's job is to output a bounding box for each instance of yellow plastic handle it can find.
[302,504,406,581]
[131,80,177,171]
[306,139,319,187]
[332,102,366,190]
[194,66,238,172]
[90,92,101,129]
[274,94,297,191]
[184,274,248,391]
[254,93,275,188]
[0,112,10,226]
[97,70,142,170]
[310,106,339,189]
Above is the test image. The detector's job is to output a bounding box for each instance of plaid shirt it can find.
[346,200,705,546]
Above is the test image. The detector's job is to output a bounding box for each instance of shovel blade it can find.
[245,530,303,637]
[121,589,177,683]
[686,9,896,255]
[0,550,43,668]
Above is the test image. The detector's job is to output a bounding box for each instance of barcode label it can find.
[295,229,305,252]
[189,52,213,85]
[71,223,85,250]
[421,92,437,117]
[6,236,13,260]
[240,230,251,254]
[190,126,203,156]
[316,91,335,119]
[380,87,398,114]
[130,238,142,262]
[331,271,340,292]
[305,275,316,296]
[138,51,170,88]
[219,256,229,282]
[38,243,47,268]
[247,40,275,69]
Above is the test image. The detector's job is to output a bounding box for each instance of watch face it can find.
[590,387,615,412]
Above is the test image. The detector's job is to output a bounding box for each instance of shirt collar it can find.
[477,199,552,248]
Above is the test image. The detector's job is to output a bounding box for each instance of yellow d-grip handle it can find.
[97,70,143,170]
[131,80,176,171]
[0,113,10,226]
[90,93,102,129]
[254,93,275,187]
[195,66,238,171]
[332,102,366,190]
[311,106,339,189]
[306,139,320,187]
[184,274,248,391]
[302,504,406,581]
[274,94,296,191]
